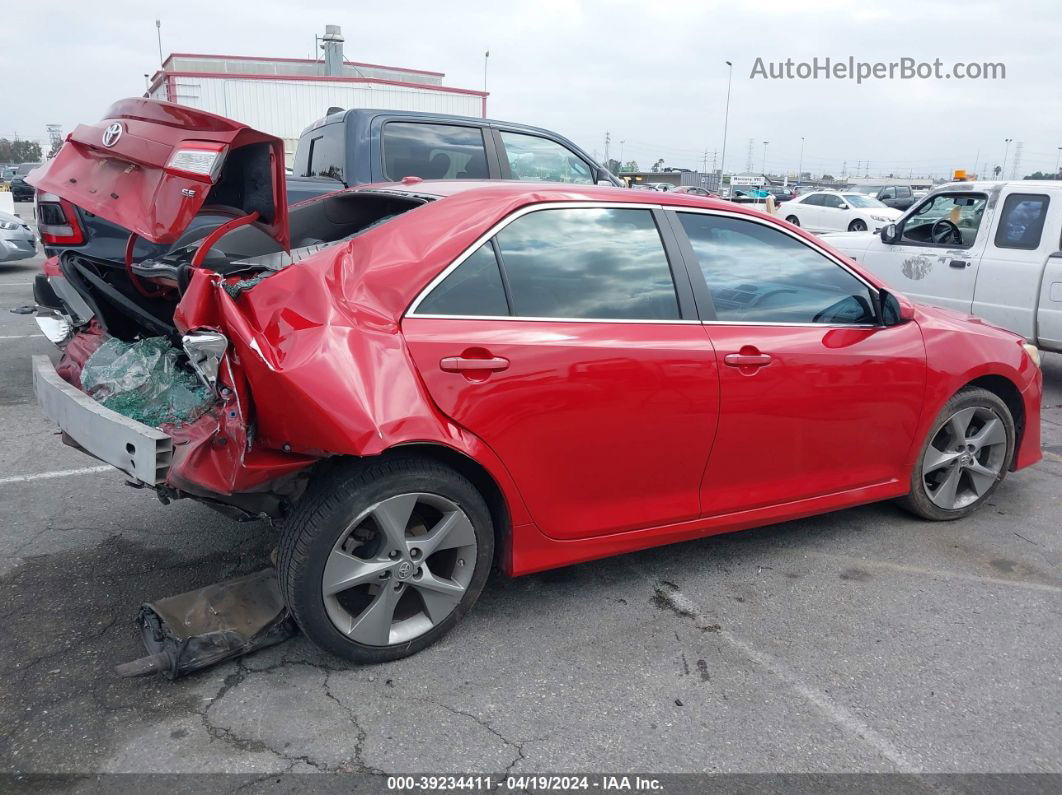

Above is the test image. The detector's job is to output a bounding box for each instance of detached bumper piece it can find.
[115,569,297,680]
[32,355,173,484]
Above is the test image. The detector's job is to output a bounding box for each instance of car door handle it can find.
[949,259,970,269]
[440,355,510,372]
[724,353,773,368]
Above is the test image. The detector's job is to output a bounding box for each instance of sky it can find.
[4,0,1060,179]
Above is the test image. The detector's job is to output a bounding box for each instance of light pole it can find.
[762,140,769,176]
[1001,138,1013,180]
[1055,146,1061,179]
[719,61,733,188]
[798,136,805,182]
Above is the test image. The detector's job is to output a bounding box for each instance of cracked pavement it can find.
[1,226,1060,778]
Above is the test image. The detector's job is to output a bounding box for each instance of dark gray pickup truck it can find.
[36,105,618,262]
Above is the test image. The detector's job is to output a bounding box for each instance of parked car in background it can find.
[672,185,717,197]
[28,106,1042,661]
[769,186,795,202]
[36,100,619,263]
[825,180,1062,353]
[847,184,916,211]
[780,190,902,233]
[0,209,36,263]
[9,176,35,202]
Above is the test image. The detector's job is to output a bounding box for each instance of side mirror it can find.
[838,203,849,210]
[881,223,900,244]
[597,178,614,186]
[879,289,915,326]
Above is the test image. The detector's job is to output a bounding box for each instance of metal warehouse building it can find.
[146,25,487,166]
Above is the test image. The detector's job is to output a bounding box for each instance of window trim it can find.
[405,201,699,323]
[992,192,1051,251]
[379,120,491,183]
[668,207,881,328]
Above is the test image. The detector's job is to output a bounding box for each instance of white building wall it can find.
[150,77,482,166]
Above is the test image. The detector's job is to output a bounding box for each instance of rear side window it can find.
[499,132,593,184]
[416,244,509,316]
[822,194,844,209]
[304,124,345,180]
[803,193,824,206]
[494,208,679,320]
[678,213,875,325]
[382,122,489,181]
[994,194,1050,250]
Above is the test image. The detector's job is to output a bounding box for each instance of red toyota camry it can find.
[30,101,1042,662]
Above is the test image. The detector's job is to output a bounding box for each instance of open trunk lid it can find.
[28,98,289,250]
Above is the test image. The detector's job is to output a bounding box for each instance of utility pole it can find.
[719,61,733,184]
[1001,138,1013,181]
[797,136,805,181]
[761,140,769,176]
[1056,147,1062,178]
[483,50,489,93]
[603,131,610,167]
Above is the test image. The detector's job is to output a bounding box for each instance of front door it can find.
[672,210,927,515]
[858,190,990,314]
[403,205,720,540]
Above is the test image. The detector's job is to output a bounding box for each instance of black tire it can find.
[848,219,868,232]
[896,387,1015,521]
[277,455,494,663]
[785,215,800,226]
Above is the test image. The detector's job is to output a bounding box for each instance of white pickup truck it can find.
[824,180,1062,353]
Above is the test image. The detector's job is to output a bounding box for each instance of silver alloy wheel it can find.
[922,406,1007,510]
[322,493,477,646]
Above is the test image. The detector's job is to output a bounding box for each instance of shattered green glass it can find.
[81,337,214,427]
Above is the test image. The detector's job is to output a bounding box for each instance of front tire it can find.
[897,387,1014,521]
[278,455,494,663]
[785,215,800,226]
[848,219,868,232]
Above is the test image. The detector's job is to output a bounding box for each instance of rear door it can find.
[972,189,1057,343]
[671,209,926,514]
[402,203,719,540]
[819,193,849,231]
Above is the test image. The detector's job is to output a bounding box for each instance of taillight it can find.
[165,142,226,183]
[36,192,86,246]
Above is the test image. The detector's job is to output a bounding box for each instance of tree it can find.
[650,158,665,173]
[622,160,639,173]
[1023,171,1060,180]
[605,158,622,174]
[0,138,43,163]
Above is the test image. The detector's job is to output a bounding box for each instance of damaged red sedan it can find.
[29,100,1042,662]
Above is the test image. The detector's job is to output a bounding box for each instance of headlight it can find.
[0,220,18,230]
[1022,342,1041,367]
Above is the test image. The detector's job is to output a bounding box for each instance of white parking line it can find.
[0,282,34,287]
[0,335,44,340]
[633,566,920,773]
[0,466,112,486]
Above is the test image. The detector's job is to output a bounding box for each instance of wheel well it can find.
[964,375,1025,466]
[382,444,511,569]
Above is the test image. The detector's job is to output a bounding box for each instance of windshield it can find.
[843,194,888,209]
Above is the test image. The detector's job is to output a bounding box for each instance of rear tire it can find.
[896,387,1014,521]
[785,215,800,226]
[278,455,494,663]
[848,219,868,232]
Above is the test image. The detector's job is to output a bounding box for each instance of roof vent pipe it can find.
[321,25,345,76]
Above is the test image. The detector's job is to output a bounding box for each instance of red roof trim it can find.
[162,52,445,77]
[153,70,487,97]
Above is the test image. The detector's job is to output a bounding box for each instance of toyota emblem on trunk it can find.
[102,122,123,147]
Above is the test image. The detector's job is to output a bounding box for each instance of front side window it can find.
[822,194,845,209]
[494,208,679,319]
[678,213,876,325]
[382,122,489,181]
[416,243,509,316]
[994,194,1050,250]
[499,132,593,184]
[900,193,987,248]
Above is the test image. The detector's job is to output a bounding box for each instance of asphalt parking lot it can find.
[0,197,1060,779]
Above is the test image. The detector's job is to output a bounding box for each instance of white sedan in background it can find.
[779,190,903,233]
